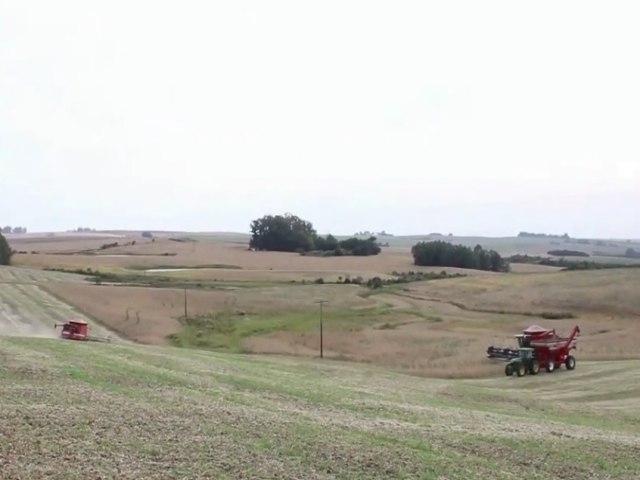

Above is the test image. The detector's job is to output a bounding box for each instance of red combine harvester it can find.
[487,325,580,374]
[54,319,111,343]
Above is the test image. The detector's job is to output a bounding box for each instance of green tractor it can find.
[504,347,540,377]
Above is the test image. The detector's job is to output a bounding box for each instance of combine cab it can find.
[488,325,580,376]
[54,319,111,343]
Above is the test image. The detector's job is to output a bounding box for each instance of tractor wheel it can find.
[545,362,555,373]
[529,360,540,375]
[516,364,525,377]
[505,364,513,376]
[565,355,576,370]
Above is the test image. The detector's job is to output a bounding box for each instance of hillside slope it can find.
[1,337,638,479]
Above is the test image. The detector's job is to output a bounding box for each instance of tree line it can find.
[2,226,27,234]
[411,241,509,272]
[518,231,570,239]
[249,214,381,256]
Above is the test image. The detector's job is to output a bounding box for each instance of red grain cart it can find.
[487,325,580,373]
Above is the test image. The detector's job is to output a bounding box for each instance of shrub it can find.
[0,232,11,265]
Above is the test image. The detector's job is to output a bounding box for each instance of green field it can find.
[1,336,639,479]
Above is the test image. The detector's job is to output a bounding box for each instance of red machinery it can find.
[54,319,111,343]
[487,325,580,372]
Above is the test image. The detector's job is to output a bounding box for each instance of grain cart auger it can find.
[487,325,580,377]
[54,319,112,343]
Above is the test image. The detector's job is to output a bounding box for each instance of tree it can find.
[249,213,317,252]
[338,236,381,256]
[0,232,12,265]
[315,234,339,251]
[2,226,11,234]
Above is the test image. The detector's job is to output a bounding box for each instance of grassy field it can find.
[1,233,640,478]
[1,336,639,479]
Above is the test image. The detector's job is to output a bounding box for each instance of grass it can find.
[1,336,639,479]
[169,304,393,352]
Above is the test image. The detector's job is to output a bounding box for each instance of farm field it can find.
[4,231,640,378]
[41,265,640,377]
[1,232,640,478]
[10,233,639,280]
[0,266,114,340]
[1,336,639,479]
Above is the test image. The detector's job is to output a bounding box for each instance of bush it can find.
[0,232,11,265]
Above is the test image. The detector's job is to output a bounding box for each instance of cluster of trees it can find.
[354,230,393,237]
[411,241,509,272]
[547,250,590,257]
[2,226,27,234]
[249,214,381,256]
[74,227,96,232]
[625,248,640,258]
[0,232,11,265]
[518,232,570,239]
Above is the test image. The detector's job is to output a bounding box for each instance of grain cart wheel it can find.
[565,355,576,370]
[505,364,513,376]
[545,362,555,373]
[529,360,540,375]
[516,364,526,377]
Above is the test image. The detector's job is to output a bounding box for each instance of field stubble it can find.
[0,337,638,479]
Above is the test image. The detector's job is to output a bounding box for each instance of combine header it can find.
[487,325,580,377]
[54,319,111,343]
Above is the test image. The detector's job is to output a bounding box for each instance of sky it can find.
[1,1,639,238]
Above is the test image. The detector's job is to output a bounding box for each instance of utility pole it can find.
[184,288,188,319]
[315,300,328,358]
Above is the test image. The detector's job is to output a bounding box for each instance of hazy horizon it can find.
[2,1,639,238]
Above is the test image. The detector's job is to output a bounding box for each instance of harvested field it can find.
[0,336,639,479]
[45,267,640,377]
[404,268,640,317]
[44,283,374,345]
[0,268,115,340]
[6,232,133,253]
[13,237,496,282]
[0,265,85,284]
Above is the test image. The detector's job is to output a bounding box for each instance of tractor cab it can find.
[518,347,534,360]
[505,347,539,377]
[515,334,531,348]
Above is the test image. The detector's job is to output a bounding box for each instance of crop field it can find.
[2,233,640,478]
[1,336,639,479]
[11,233,638,287]
[0,266,114,339]
[40,266,640,378]
[4,231,640,378]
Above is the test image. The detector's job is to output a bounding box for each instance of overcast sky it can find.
[1,1,639,237]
